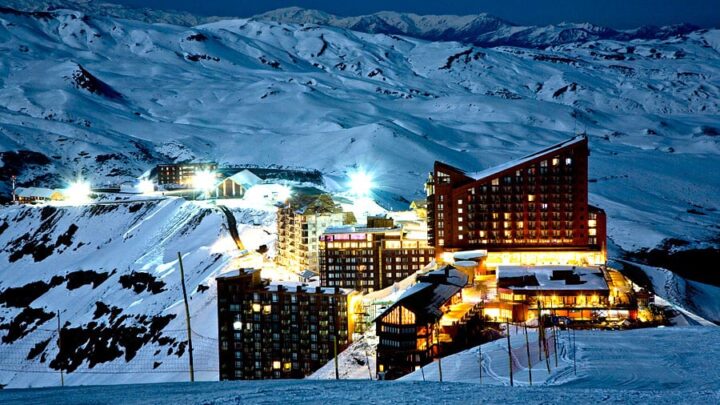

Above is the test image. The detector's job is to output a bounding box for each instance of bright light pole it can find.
[65,179,92,204]
[348,170,374,197]
[138,179,155,195]
[192,170,216,199]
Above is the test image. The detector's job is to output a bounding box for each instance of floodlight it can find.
[349,170,374,196]
[192,170,216,192]
[138,179,155,194]
[66,180,91,203]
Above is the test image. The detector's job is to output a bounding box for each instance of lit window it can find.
[458,208,463,214]
[273,361,281,370]
[457,199,463,205]
[552,157,560,166]
[528,194,535,202]
[458,235,464,240]
[458,217,463,222]
[252,303,261,312]
[491,178,499,186]
[458,226,463,231]
[541,203,548,210]
[565,157,572,165]
[588,219,597,227]
[504,213,511,220]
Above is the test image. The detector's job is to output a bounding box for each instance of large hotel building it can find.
[216,269,357,380]
[319,217,435,292]
[426,135,606,267]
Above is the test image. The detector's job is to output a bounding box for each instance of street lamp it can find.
[66,180,91,204]
[192,170,216,199]
[348,170,374,197]
[138,179,155,195]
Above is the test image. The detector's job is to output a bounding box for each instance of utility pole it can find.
[572,328,577,375]
[553,325,559,367]
[333,335,339,380]
[365,350,372,380]
[177,252,195,382]
[506,319,513,387]
[11,175,17,204]
[524,324,532,386]
[57,311,64,387]
[478,343,482,384]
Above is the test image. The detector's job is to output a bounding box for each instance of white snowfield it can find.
[0,6,718,252]
[0,327,718,404]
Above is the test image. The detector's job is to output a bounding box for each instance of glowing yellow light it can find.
[349,170,374,196]
[273,361,281,370]
[65,180,92,204]
[252,303,261,312]
[441,252,455,264]
[192,170,216,192]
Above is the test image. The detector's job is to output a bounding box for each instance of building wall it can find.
[157,163,217,186]
[276,208,345,272]
[217,275,354,380]
[427,137,606,255]
[318,231,435,292]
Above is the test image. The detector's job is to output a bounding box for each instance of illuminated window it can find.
[528,194,535,202]
[273,361,281,370]
[458,208,463,214]
[492,178,499,186]
[541,203,548,210]
[552,157,560,166]
[252,303,261,312]
[458,235,464,240]
[458,217,463,222]
[457,199,463,205]
[565,157,572,165]
[588,219,597,227]
[263,305,271,315]
[458,226,463,231]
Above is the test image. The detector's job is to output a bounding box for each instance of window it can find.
[528,194,535,202]
[491,178,499,186]
[552,157,560,166]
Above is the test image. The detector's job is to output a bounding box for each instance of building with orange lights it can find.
[426,136,606,267]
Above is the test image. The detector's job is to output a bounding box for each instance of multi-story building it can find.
[375,266,483,380]
[156,162,218,187]
[276,193,347,273]
[319,217,436,292]
[216,269,357,380]
[426,135,607,267]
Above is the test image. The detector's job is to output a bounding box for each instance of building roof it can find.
[323,225,402,235]
[497,265,608,292]
[224,169,262,188]
[376,266,468,324]
[15,187,63,199]
[467,135,587,182]
[453,250,488,261]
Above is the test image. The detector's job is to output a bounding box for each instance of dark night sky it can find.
[107,0,719,28]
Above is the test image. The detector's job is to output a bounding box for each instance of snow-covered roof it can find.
[15,187,63,199]
[497,265,608,291]
[224,169,261,187]
[467,135,586,181]
[324,225,402,234]
[453,250,487,261]
[377,266,468,323]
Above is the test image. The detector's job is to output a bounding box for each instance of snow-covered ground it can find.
[0,328,718,404]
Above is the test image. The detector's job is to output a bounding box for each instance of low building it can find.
[15,187,64,203]
[375,266,483,379]
[215,169,261,199]
[276,193,347,273]
[156,162,217,187]
[491,265,636,322]
[409,199,428,220]
[216,269,357,380]
[319,217,435,292]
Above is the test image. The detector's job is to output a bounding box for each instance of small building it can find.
[319,216,436,292]
[375,266,483,379]
[276,192,347,273]
[156,162,217,187]
[492,265,637,322]
[15,187,64,203]
[216,269,357,381]
[215,169,261,199]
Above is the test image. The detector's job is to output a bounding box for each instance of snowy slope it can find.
[0,6,718,253]
[0,199,275,388]
[401,327,720,390]
[1,328,719,403]
[254,7,701,48]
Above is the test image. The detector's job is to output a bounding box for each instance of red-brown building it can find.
[426,136,606,261]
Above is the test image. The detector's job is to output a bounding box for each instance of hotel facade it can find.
[426,136,606,267]
[216,269,356,380]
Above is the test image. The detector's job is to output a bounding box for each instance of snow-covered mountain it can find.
[253,7,702,49]
[0,3,719,388]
